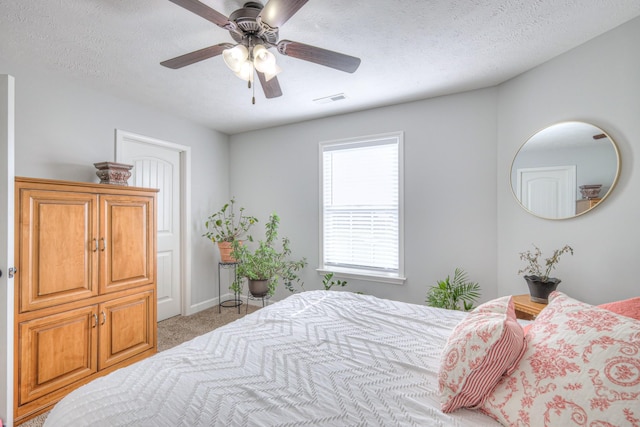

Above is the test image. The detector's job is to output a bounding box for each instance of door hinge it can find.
[8,267,16,279]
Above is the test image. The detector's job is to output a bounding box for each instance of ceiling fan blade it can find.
[168,0,233,29]
[256,72,283,98]
[161,43,233,69]
[258,0,309,28]
[277,40,361,73]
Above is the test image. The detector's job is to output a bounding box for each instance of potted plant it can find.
[203,198,257,263]
[518,244,573,303]
[231,213,307,297]
[426,268,481,311]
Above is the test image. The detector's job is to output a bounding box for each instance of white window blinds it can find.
[321,133,402,276]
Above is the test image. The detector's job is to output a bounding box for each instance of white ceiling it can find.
[1,1,639,135]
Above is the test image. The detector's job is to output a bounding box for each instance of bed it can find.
[44,290,501,426]
[45,290,640,427]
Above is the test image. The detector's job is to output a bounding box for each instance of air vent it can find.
[313,93,347,104]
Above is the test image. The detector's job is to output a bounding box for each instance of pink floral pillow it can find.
[438,296,526,412]
[480,291,640,426]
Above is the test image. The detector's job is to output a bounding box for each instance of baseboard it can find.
[186,297,218,315]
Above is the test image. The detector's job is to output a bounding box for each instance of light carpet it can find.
[19,303,260,427]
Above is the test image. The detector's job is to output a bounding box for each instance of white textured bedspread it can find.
[45,291,501,426]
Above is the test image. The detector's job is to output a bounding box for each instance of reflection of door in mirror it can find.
[516,165,576,218]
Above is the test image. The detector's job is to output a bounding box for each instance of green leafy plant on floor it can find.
[285,272,349,293]
[322,272,347,290]
[426,268,481,311]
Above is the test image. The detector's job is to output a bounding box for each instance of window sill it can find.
[317,267,406,285]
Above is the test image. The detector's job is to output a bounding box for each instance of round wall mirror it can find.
[510,121,620,219]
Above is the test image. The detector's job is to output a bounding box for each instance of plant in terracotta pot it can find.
[203,198,258,263]
[231,213,307,297]
[518,244,573,303]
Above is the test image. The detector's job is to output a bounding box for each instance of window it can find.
[319,132,404,283]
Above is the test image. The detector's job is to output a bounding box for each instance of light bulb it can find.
[263,63,282,81]
[252,45,281,80]
[222,45,249,73]
[234,60,254,82]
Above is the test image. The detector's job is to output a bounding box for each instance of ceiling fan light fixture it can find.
[253,44,281,79]
[252,44,269,61]
[222,44,249,73]
[234,59,254,82]
[263,63,282,81]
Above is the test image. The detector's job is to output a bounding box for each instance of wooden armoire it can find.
[13,177,158,424]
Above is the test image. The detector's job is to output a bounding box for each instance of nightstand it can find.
[513,294,547,320]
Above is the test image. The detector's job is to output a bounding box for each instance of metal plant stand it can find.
[218,262,242,313]
[246,291,270,313]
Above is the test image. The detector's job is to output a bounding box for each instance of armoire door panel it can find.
[99,195,154,294]
[19,305,98,405]
[110,204,146,281]
[19,189,98,312]
[99,290,155,370]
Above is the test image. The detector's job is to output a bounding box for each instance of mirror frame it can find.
[510,121,621,220]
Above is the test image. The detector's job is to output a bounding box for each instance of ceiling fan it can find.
[161,0,362,102]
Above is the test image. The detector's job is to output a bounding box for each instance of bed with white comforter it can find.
[44,290,501,426]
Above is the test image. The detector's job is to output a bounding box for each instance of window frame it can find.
[318,131,405,285]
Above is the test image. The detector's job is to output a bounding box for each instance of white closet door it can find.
[118,134,182,321]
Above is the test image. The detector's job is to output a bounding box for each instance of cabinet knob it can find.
[92,238,98,252]
[100,238,106,252]
[92,314,98,328]
[101,311,106,325]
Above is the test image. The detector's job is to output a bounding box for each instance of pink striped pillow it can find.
[438,296,526,413]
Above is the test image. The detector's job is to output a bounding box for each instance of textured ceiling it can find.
[1,1,639,134]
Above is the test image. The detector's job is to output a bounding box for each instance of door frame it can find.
[115,129,192,317]
[0,75,15,425]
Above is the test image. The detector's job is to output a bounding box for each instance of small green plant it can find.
[322,272,347,290]
[232,213,306,296]
[203,198,257,243]
[285,272,348,293]
[518,244,573,281]
[426,268,480,311]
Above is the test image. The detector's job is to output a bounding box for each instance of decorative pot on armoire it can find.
[13,177,158,425]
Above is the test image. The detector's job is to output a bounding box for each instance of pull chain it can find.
[248,36,255,104]
[252,69,256,105]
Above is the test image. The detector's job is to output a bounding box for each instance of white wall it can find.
[0,59,231,309]
[497,16,640,304]
[230,88,498,305]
